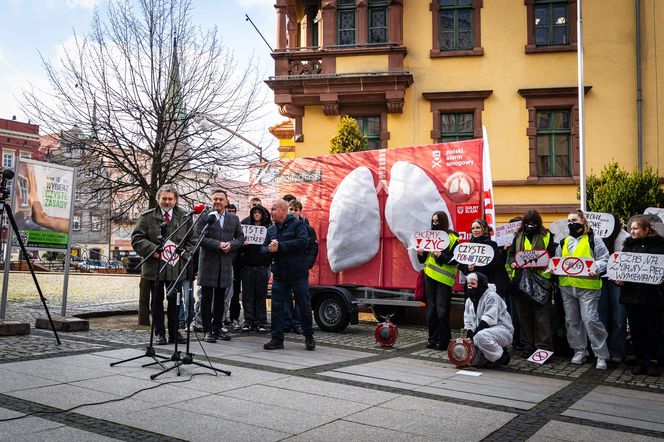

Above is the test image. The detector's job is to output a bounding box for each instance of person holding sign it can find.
[556,210,610,370]
[239,204,272,333]
[463,273,513,367]
[417,211,459,350]
[458,219,511,299]
[617,216,664,377]
[508,210,556,357]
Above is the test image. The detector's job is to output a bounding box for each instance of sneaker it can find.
[178,321,186,329]
[221,326,229,333]
[154,334,167,345]
[596,358,607,370]
[232,319,241,330]
[215,330,232,341]
[257,325,267,334]
[305,335,316,351]
[241,323,251,332]
[263,338,284,350]
[571,351,587,365]
[204,332,216,343]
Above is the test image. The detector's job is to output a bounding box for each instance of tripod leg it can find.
[191,360,232,376]
[150,361,183,380]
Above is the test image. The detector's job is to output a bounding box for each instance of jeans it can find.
[178,280,194,324]
[559,286,609,359]
[283,297,302,330]
[598,280,626,359]
[241,265,269,326]
[423,275,452,347]
[270,277,313,341]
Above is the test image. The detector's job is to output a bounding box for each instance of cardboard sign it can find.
[607,252,664,285]
[242,225,267,245]
[495,221,521,247]
[549,257,596,276]
[514,250,550,268]
[644,207,664,222]
[527,349,553,365]
[161,240,180,267]
[585,212,615,238]
[453,242,495,266]
[412,230,450,252]
[548,219,568,244]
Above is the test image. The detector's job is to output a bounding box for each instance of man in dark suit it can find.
[132,184,195,345]
[197,189,244,343]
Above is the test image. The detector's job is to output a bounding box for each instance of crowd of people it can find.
[131,185,319,352]
[419,209,664,376]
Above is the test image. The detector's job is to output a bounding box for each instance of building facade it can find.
[266,0,663,223]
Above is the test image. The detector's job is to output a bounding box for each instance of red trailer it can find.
[250,139,485,331]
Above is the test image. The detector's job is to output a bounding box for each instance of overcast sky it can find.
[0,0,281,149]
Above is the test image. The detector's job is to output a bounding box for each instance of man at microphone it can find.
[132,184,195,345]
[196,189,244,343]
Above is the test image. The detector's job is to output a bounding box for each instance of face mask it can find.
[524,225,537,235]
[431,221,442,231]
[568,222,584,238]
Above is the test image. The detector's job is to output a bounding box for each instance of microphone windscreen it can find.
[207,212,218,224]
[193,203,206,214]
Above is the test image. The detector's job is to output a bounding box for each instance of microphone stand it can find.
[149,215,231,380]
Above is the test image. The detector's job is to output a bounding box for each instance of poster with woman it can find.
[12,158,75,250]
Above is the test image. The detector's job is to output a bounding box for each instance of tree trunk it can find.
[138,276,152,326]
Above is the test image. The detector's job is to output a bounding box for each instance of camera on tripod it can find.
[0,169,15,202]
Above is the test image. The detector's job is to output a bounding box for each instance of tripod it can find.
[110,221,174,370]
[149,213,231,380]
[0,169,60,344]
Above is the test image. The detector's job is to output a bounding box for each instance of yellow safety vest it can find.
[423,233,458,287]
[559,234,602,290]
[520,232,552,279]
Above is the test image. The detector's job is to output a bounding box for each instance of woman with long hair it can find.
[556,209,610,370]
[508,209,556,356]
[417,211,459,350]
[617,216,664,377]
[459,218,511,298]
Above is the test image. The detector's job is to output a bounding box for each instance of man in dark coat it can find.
[262,199,315,351]
[132,184,195,345]
[196,189,244,343]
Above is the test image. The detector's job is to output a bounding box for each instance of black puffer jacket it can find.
[459,235,511,298]
[620,234,664,306]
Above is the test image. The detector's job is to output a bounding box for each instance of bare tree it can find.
[23,0,268,216]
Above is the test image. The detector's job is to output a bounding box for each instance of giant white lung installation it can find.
[384,161,453,271]
[327,167,381,273]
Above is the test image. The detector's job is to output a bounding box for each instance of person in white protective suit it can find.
[464,272,514,367]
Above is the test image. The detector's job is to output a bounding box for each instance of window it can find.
[518,86,590,182]
[2,150,14,169]
[312,17,319,47]
[72,215,81,231]
[525,0,577,53]
[75,189,82,201]
[423,90,492,142]
[440,0,473,51]
[354,116,382,150]
[440,113,475,142]
[534,0,569,46]
[536,110,571,177]
[91,215,101,232]
[368,0,388,44]
[19,151,32,159]
[431,0,483,57]
[337,0,356,45]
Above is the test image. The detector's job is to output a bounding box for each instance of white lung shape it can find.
[327,167,381,273]
[385,161,453,271]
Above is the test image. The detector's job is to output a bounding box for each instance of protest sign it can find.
[242,225,267,245]
[585,212,615,238]
[548,219,568,244]
[607,252,664,284]
[453,242,495,266]
[495,221,521,247]
[549,257,596,276]
[644,207,664,222]
[514,250,550,268]
[527,349,553,365]
[12,158,74,250]
[161,240,180,266]
[412,230,450,252]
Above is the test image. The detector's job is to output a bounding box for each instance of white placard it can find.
[527,349,553,364]
[242,225,267,245]
[495,221,521,247]
[453,242,495,266]
[548,219,568,245]
[607,252,664,285]
[585,212,615,238]
[514,250,550,268]
[161,240,180,266]
[644,207,664,222]
[549,257,596,276]
[412,230,450,251]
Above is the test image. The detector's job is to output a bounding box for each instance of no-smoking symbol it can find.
[561,257,584,275]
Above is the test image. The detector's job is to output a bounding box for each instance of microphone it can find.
[184,203,210,217]
[206,211,219,224]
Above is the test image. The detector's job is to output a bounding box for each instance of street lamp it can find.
[192,113,268,163]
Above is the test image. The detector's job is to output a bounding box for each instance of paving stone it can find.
[35,315,89,332]
[0,320,30,336]
[285,419,434,442]
[528,420,663,441]
[262,376,399,405]
[12,425,121,442]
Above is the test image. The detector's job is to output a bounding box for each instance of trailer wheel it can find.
[372,306,405,324]
[314,294,350,332]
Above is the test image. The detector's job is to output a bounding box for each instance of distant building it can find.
[0,116,42,174]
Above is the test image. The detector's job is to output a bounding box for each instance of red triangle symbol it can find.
[613,253,619,260]
[586,260,593,269]
[552,258,560,266]
[417,238,422,247]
